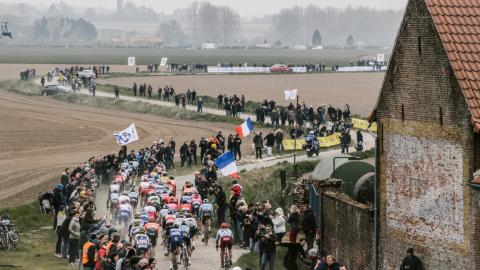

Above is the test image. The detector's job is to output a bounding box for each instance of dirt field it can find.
[98,72,384,116]
[0,90,256,209]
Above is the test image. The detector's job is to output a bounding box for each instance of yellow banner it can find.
[352,118,377,132]
[282,133,341,150]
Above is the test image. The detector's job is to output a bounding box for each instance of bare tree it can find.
[155,20,184,46]
[187,1,199,36]
[220,6,241,46]
[198,2,221,42]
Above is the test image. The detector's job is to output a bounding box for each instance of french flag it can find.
[215,151,239,179]
[235,118,253,138]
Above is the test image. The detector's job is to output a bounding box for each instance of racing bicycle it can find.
[204,223,209,246]
[216,245,231,270]
[182,240,189,270]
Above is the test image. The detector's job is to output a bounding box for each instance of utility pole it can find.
[293,94,299,178]
[224,21,226,49]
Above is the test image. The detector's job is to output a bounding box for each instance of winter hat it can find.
[407,248,414,254]
[308,249,317,257]
[56,184,64,190]
[59,205,65,211]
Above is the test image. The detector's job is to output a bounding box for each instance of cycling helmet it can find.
[112,234,120,243]
[203,199,209,203]
[186,180,190,184]
[147,202,153,206]
[169,176,174,179]
[113,180,117,184]
[182,200,187,204]
[310,131,314,135]
[172,223,179,228]
[113,189,118,193]
[186,213,192,218]
[169,192,174,196]
[167,210,173,214]
[182,209,189,214]
[129,161,133,165]
[142,178,148,182]
[123,190,128,195]
[121,168,125,172]
[163,172,168,176]
[134,220,140,226]
[139,228,146,234]
[163,190,168,193]
[181,220,187,225]
[134,214,141,219]
[148,217,155,222]
[144,170,149,174]
[124,159,128,163]
[232,267,242,270]
[121,201,126,204]
[131,187,135,192]
[211,144,217,149]
[221,223,228,228]
[163,205,169,209]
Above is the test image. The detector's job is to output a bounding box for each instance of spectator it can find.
[326,255,340,270]
[52,184,64,230]
[302,205,316,250]
[253,132,264,159]
[264,131,275,157]
[299,249,324,270]
[340,130,351,154]
[275,130,284,156]
[287,205,300,243]
[275,238,306,270]
[245,214,259,252]
[61,168,70,188]
[197,98,203,113]
[68,210,81,266]
[400,248,422,270]
[271,208,286,241]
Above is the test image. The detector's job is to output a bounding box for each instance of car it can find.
[41,85,73,96]
[78,70,96,79]
[269,64,293,73]
[311,46,323,50]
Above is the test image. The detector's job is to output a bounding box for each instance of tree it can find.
[84,8,97,21]
[312,30,322,45]
[220,6,241,46]
[198,2,221,42]
[34,16,49,40]
[276,40,282,46]
[48,4,57,15]
[347,35,353,46]
[264,38,267,44]
[127,29,137,38]
[155,20,184,46]
[187,1,199,42]
[18,3,27,15]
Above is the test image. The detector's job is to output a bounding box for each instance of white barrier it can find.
[337,66,387,72]
[207,67,307,73]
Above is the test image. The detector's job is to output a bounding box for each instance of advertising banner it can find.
[160,57,168,66]
[128,57,135,66]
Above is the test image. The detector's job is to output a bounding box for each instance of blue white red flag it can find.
[215,151,239,179]
[235,118,253,138]
[114,123,139,145]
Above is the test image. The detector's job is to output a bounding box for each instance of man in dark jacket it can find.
[356,129,363,144]
[264,131,276,157]
[326,255,340,270]
[217,94,224,109]
[179,141,189,168]
[270,109,277,129]
[198,175,210,201]
[61,168,70,189]
[52,184,64,230]
[302,205,316,250]
[259,224,277,270]
[275,130,284,156]
[59,209,73,259]
[280,108,287,125]
[253,132,264,159]
[215,186,227,225]
[340,130,351,154]
[255,106,262,122]
[400,248,422,270]
[164,143,174,171]
[94,158,103,190]
[199,137,208,162]
[71,163,82,179]
[275,238,307,270]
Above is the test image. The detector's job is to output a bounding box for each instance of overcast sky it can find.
[11,0,407,16]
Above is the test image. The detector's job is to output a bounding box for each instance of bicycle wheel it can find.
[11,231,19,248]
[2,232,11,251]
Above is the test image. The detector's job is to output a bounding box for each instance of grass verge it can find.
[0,79,42,96]
[348,147,375,159]
[0,201,70,270]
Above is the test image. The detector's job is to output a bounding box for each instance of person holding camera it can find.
[254,221,267,266]
[400,248,422,270]
[259,224,277,270]
[244,215,259,252]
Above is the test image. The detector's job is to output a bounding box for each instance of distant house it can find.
[354,42,366,49]
[368,0,480,269]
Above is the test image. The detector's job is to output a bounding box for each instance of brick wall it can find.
[375,0,478,268]
[321,192,374,270]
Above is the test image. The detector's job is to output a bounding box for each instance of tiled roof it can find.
[426,0,480,132]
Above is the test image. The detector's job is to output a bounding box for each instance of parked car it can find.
[78,70,96,79]
[41,85,73,96]
[311,46,323,50]
[269,64,293,73]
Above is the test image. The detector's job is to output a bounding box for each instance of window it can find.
[402,104,405,121]
[440,107,443,125]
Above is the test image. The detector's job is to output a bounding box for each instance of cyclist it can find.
[119,190,131,205]
[129,215,144,235]
[128,187,139,213]
[109,181,121,197]
[168,222,183,270]
[159,205,170,229]
[198,199,213,241]
[185,213,198,250]
[216,223,234,268]
[179,220,193,266]
[160,172,169,181]
[167,192,178,205]
[129,220,144,242]
[114,172,125,189]
[144,201,158,221]
[140,170,150,182]
[134,228,150,258]
[147,190,161,211]
[167,202,178,212]
[190,197,202,225]
[178,200,192,213]
[154,183,164,195]
[164,210,177,256]
[145,217,160,259]
[116,201,132,236]
[182,180,193,192]
[180,191,193,203]
[127,160,138,181]
[107,190,120,223]
[138,176,151,207]
[138,208,151,224]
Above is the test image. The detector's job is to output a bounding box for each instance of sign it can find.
[128,57,135,66]
[160,57,168,66]
[351,118,377,132]
[377,54,385,62]
[282,133,342,150]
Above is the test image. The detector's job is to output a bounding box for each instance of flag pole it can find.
[293,94,299,178]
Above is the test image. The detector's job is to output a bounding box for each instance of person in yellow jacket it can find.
[82,233,97,270]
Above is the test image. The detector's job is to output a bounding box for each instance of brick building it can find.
[369,0,480,269]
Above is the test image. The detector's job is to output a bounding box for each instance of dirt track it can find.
[0,90,254,209]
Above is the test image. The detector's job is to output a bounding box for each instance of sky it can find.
[10,0,408,16]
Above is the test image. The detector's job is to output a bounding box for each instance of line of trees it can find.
[33,16,97,42]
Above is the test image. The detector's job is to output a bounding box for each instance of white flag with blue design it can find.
[114,123,139,145]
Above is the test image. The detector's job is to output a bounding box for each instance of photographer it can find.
[244,215,259,252]
[254,221,267,266]
[259,225,277,270]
